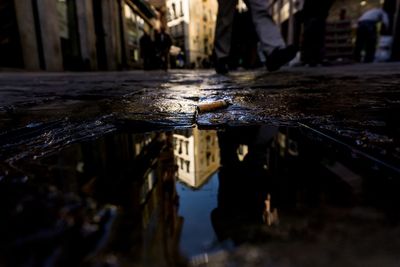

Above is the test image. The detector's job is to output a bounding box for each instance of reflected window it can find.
[180,1,184,16]
[179,140,183,154]
[185,141,189,155]
[124,3,147,64]
[238,145,244,155]
[172,3,177,18]
[180,158,184,169]
[186,160,190,173]
[57,0,69,39]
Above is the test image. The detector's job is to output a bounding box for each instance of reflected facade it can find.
[1,125,400,266]
[174,128,220,188]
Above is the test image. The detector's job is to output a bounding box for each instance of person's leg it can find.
[214,0,237,59]
[214,0,237,73]
[354,26,364,62]
[246,0,296,71]
[365,24,377,63]
[310,18,326,65]
[301,0,332,65]
[302,18,316,65]
[245,0,285,55]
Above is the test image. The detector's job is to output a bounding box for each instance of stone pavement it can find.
[0,62,400,163]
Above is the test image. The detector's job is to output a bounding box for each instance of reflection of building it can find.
[166,0,217,67]
[174,128,220,188]
[5,129,186,266]
[237,144,249,162]
[84,131,184,265]
[0,0,159,71]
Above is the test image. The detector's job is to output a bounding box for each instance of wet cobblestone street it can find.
[1,63,400,167]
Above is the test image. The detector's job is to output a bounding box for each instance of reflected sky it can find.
[177,172,221,257]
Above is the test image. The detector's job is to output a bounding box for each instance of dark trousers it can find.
[301,0,334,65]
[302,18,327,65]
[354,20,377,63]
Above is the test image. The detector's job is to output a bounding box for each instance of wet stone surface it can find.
[1,64,400,164]
[1,63,400,266]
[1,125,400,267]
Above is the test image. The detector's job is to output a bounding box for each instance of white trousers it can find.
[214,0,285,59]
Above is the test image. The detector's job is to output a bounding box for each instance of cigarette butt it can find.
[197,100,230,113]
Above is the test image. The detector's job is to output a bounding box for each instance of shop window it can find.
[57,0,69,39]
[0,0,23,68]
[58,0,82,70]
[124,3,144,64]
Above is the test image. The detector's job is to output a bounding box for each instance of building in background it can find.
[166,0,217,68]
[173,129,220,189]
[147,0,168,29]
[0,0,159,71]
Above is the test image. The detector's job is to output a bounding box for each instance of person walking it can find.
[139,30,155,70]
[301,0,334,66]
[354,7,389,63]
[214,0,297,74]
[154,27,173,70]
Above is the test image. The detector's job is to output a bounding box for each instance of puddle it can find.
[1,125,400,267]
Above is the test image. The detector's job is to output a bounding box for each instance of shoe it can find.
[215,57,229,74]
[265,45,297,72]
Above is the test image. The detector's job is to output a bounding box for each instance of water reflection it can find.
[212,126,277,245]
[1,125,400,266]
[173,129,220,188]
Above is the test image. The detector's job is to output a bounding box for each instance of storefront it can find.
[2,0,158,71]
[0,0,23,69]
[124,2,154,67]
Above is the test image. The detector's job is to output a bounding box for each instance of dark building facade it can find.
[0,0,158,71]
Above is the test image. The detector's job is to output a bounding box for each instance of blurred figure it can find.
[214,0,297,74]
[339,8,347,20]
[154,27,172,70]
[211,126,277,243]
[139,30,155,70]
[301,0,334,66]
[176,51,185,68]
[354,7,389,63]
